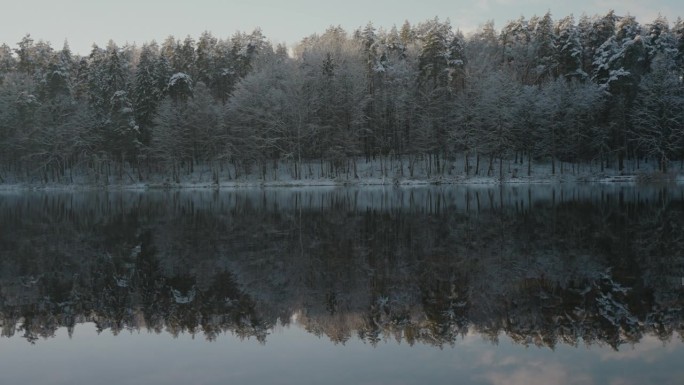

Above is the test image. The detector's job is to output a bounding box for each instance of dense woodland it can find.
[1,11,684,183]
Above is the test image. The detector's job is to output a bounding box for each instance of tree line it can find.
[1,11,683,183]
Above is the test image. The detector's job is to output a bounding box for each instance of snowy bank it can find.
[1,156,682,191]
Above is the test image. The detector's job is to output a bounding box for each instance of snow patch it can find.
[172,287,196,304]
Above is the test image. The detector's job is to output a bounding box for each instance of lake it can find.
[1,185,683,384]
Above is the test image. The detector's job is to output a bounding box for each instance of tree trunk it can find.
[465,152,469,175]
[618,150,624,172]
[487,154,494,176]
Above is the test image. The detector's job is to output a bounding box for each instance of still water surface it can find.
[1,185,683,384]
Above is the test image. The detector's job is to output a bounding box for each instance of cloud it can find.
[475,0,492,11]
[479,361,594,385]
[598,335,677,363]
[593,0,676,22]
[608,378,638,385]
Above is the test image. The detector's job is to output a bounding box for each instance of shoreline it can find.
[1,173,682,192]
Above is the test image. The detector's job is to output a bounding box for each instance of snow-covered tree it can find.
[0,44,15,84]
[555,15,586,80]
[414,18,466,169]
[175,36,196,76]
[227,58,307,177]
[472,70,521,179]
[39,41,73,101]
[296,26,368,174]
[133,42,166,145]
[467,20,502,75]
[195,31,217,87]
[674,18,684,73]
[531,11,557,82]
[537,78,602,173]
[500,17,535,83]
[107,90,140,165]
[167,72,193,102]
[631,54,684,172]
[1,12,683,182]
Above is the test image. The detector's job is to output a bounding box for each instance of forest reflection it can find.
[1,185,683,348]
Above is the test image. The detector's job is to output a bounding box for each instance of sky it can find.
[1,323,682,385]
[3,0,684,55]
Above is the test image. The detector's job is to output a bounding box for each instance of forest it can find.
[0,10,683,184]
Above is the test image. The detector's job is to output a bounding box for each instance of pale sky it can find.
[4,0,684,55]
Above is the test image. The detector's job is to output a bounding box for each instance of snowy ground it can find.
[0,156,682,191]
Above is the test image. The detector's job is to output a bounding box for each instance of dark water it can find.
[1,185,684,384]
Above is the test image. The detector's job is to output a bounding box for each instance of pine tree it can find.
[579,11,617,76]
[15,34,35,76]
[555,15,585,80]
[167,72,193,102]
[174,36,196,76]
[674,18,684,73]
[196,31,217,87]
[0,44,14,83]
[209,38,235,103]
[532,11,557,82]
[40,41,72,101]
[500,17,535,83]
[133,43,165,145]
[418,18,452,89]
[399,20,415,46]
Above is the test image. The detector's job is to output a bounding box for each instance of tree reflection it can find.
[0,186,683,348]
